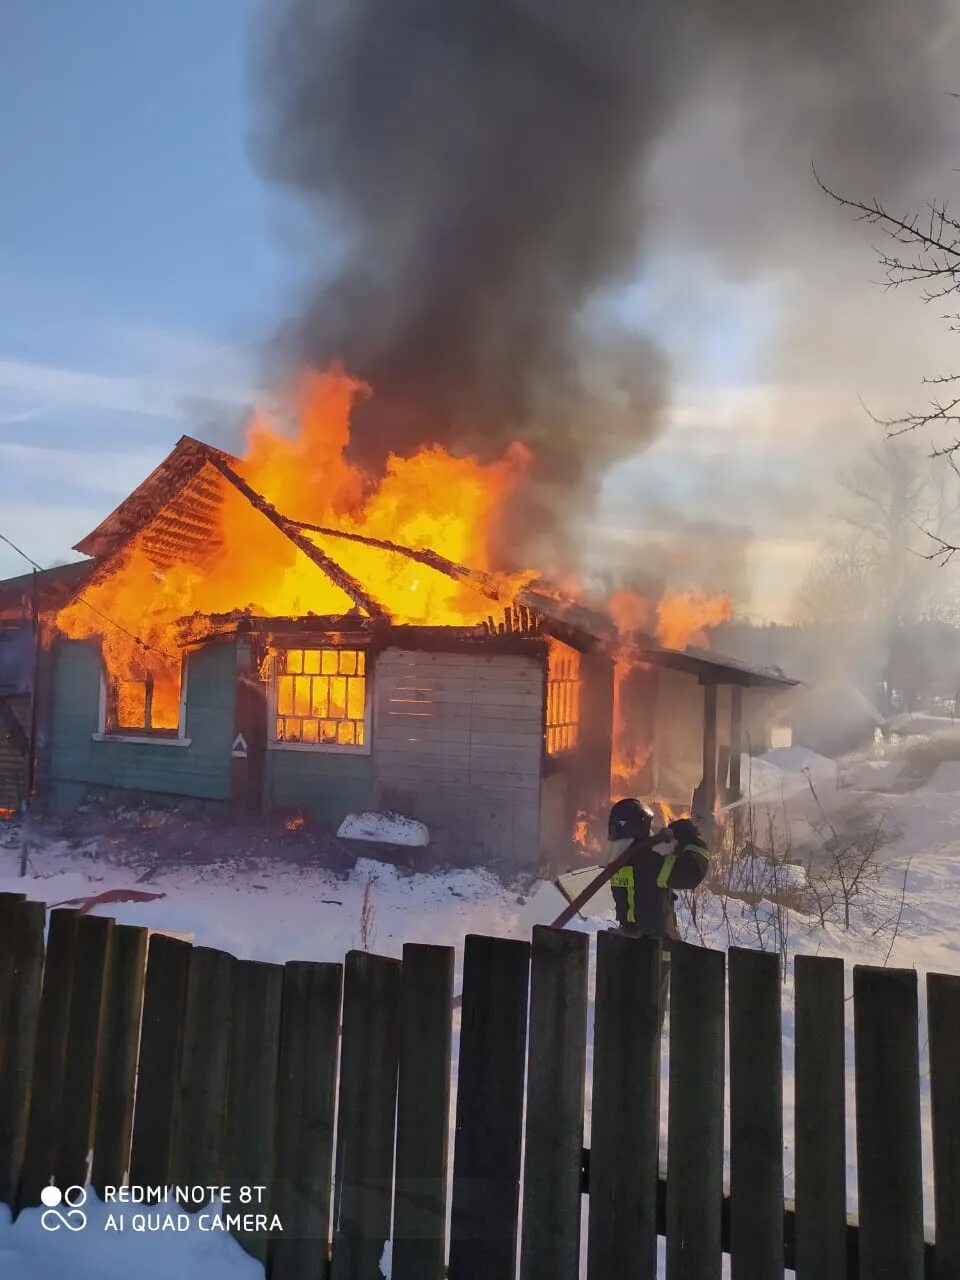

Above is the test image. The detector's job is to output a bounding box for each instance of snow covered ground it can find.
[0,722,958,1277]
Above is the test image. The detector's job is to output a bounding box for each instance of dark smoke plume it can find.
[252,0,954,575]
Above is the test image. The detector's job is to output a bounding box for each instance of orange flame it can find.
[609,588,731,792]
[57,366,535,729]
[655,590,732,650]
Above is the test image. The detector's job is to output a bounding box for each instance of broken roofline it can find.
[64,432,606,644]
[175,610,551,656]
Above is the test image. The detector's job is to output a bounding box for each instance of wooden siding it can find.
[48,641,234,808]
[374,649,544,864]
[0,696,29,810]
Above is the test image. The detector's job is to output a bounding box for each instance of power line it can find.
[0,530,179,663]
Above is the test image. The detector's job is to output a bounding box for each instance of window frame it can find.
[266,645,373,755]
[545,643,581,758]
[93,655,191,747]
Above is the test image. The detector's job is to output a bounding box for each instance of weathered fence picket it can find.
[729,946,784,1279]
[666,941,726,1280]
[225,958,284,1263]
[392,942,454,1280]
[129,932,191,1188]
[331,950,402,1280]
[854,965,925,1280]
[794,954,847,1280]
[0,899,44,1207]
[928,971,960,1280]
[171,945,235,1196]
[92,922,147,1196]
[270,960,342,1280]
[586,931,660,1280]
[449,934,531,1280]
[521,925,589,1280]
[1,890,959,1280]
[18,906,78,1207]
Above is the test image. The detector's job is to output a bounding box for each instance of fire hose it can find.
[451,827,676,1009]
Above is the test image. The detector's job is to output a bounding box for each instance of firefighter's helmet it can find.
[607,797,655,841]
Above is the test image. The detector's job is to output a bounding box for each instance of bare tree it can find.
[817,165,960,563]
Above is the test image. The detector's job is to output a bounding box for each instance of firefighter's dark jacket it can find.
[610,822,709,940]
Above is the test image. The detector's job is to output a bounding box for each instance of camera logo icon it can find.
[40,1184,88,1232]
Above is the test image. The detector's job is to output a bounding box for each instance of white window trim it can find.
[92,657,191,747]
[266,649,373,756]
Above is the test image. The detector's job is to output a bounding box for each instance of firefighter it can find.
[607,797,710,1027]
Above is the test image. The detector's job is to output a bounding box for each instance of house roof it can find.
[635,644,800,689]
[62,437,800,683]
[66,435,598,643]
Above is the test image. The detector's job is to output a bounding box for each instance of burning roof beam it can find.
[203,453,389,621]
[289,519,506,602]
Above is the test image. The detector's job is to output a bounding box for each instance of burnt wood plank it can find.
[92,924,147,1195]
[586,932,660,1280]
[392,942,454,1280]
[224,959,283,1263]
[794,954,846,1280]
[666,941,726,1280]
[56,914,114,1189]
[449,934,531,1280]
[129,934,191,1188]
[18,908,78,1207]
[927,972,960,1280]
[0,900,45,1209]
[270,960,343,1280]
[331,951,402,1280]
[854,965,924,1280]
[728,946,784,1279]
[171,946,235,1199]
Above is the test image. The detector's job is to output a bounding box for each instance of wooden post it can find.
[699,682,719,816]
[586,933,661,1280]
[231,630,267,813]
[129,934,191,1188]
[853,965,924,1280]
[666,941,725,1280]
[225,959,284,1263]
[92,923,147,1195]
[270,960,343,1280]
[171,946,235,1198]
[0,900,45,1209]
[56,914,114,1189]
[794,955,846,1280]
[392,943,454,1280]
[449,935,531,1280]
[729,686,743,799]
[927,972,960,1280]
[728,947,784,1280]
[18,908,77,1207]
[331,951,402,1280]
[521,927,589,1280]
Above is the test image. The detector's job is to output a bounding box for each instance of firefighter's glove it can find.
[668,817,702,848]
[652,829,677,855]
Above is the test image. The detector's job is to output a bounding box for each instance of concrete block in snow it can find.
[337,811,430,847]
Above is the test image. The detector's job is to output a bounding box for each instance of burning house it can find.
[1,378,798,862]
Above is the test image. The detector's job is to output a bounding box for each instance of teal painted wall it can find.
[264,748,373,827]
[48,640,235,808]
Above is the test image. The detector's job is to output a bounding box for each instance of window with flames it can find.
[545,647,581,756]
[104,665,184,736]
[273,648,368,748]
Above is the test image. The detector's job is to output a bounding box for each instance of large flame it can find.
[609,586,732,795]
[656,590,732,650]
[57,367,534,729]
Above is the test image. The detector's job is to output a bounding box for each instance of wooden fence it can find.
[0,888,959,1279]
